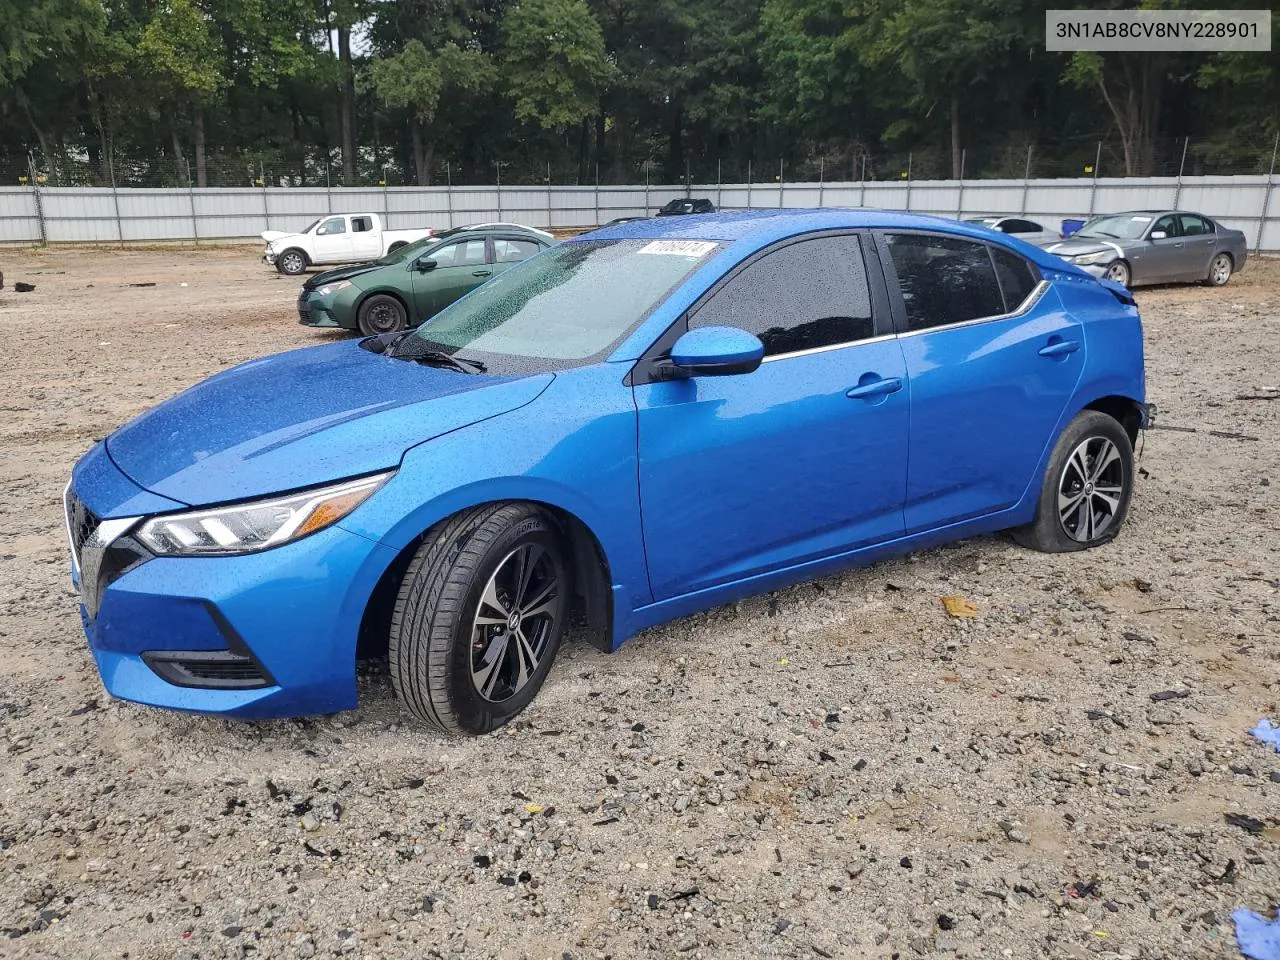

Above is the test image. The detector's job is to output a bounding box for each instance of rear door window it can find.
[494,238,542,263]
[989,246,1041,312]
[882,233,1004,332]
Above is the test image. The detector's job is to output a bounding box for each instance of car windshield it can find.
[375,229,462,266]
[396,238,721,374]
[299,218,321,234]
[1076,214,1154,240]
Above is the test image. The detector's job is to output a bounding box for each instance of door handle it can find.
[1038,339,1080,358]
[472,269,492,277]
[846,377,903,400]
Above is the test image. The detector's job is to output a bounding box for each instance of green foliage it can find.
[501,0,612,129]
[1,0,1278,185]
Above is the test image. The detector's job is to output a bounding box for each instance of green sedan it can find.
[298,226,553,335]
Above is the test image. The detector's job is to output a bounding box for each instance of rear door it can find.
[312,216,352,262]
[490,236,544,278]
[634,231,909,600]
[878,231,1084,532]
[350,215,381,260]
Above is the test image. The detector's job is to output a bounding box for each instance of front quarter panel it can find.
[338,362,650,615]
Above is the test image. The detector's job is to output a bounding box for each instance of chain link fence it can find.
[5,133,1280,191]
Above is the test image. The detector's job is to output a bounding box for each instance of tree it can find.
[369,40,492,183]
[501,0,612,131]
[137,0,224,184]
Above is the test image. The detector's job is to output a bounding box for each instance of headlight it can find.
[315,280,351,297]
[1071,251,1109,265]
[136,473,391,557]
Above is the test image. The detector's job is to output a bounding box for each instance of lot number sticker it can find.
[637,240,718,258]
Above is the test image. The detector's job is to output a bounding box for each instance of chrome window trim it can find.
[896,278,1050,340]
[761,332,896,363]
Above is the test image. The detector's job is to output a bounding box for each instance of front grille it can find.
[64,486,101,567]
[297,297,312,322]
[143,651,273,690]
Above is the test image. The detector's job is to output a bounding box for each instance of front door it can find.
[878,231,1085,532]
[635,232,909,600]
[312,216,352,262]
[1139,213,1185,282]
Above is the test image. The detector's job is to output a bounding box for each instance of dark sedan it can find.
[1045,210,1247,288]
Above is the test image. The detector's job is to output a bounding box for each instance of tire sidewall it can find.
[358,295,407,336]
[1034,411,1135,552]
[445,515,568,735]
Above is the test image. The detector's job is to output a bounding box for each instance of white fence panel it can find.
[2,176,1278,250]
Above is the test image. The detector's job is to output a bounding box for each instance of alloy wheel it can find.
[1210,255,1231,285]
[1105,261,1129,286]
[281,252,304,274]
[1057,436,1125,542]
[470,544,562,702]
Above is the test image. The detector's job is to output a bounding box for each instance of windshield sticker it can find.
[637,240,718,258]
[1130,216,1152,223]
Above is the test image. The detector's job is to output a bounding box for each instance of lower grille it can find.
[64,485,101,569]
[143,651,273,690]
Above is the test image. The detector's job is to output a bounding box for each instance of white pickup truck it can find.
[261,213,435,275]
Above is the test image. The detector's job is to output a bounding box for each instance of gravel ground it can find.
[1,247,1278,960]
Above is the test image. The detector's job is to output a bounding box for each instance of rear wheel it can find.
[388,503,569,735]
[1012,410,1134,553]
[1207,253,1232,287]
[1104,260,1130,287]
[357,294,408,336]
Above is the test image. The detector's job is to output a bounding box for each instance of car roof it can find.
[582,208,1082,273]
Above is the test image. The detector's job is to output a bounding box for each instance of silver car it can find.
[1045,210,1247,288]
[964,216,1061,248]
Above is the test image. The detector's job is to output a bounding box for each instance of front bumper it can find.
[263,249,277,265]
[67,450,397,719]
[298,294,344,328]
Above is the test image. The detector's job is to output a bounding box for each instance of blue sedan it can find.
[65,210,1149,734]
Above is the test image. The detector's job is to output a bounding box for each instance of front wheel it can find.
[276,249,308,276]
[357,294,408,336]
[1206,253,1233,287]
[1104,260,1131,287]
[1011,410,1134,553]
[389,504,570,735]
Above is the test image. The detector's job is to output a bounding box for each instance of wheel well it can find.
[282,246,309,265]
[1084,395,1142,445]
[355,500,614,663]
[388,241,406,252]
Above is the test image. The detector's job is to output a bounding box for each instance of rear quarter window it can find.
[989,246,1041,312]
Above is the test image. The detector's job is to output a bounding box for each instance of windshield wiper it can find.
[402,349,487,374]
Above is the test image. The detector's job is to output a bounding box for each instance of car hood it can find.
[1044,237,1129,259]
[304,261,386,290]
[261,230,295,245]
[106,342,552,506]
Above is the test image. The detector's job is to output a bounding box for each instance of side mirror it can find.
[669,326,764,377]
[1150,230,1167,240]
[416,258,437,272]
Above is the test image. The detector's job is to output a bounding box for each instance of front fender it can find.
[337,363,651,614]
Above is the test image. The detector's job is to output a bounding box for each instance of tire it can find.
[1104,260,1130,287]
[389,503,570,735]
[1206,253,1233,287]
[1011,410,1134,553]
[357,294,408,336]
[276,248,308,276]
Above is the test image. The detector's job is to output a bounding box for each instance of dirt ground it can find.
[0,246,1277,960]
